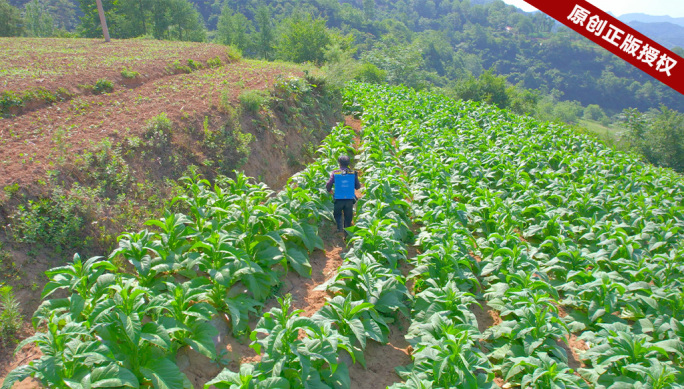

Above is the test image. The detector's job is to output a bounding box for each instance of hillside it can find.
[3,0,683,116]
[618,13,684,28]
[3,81,684,388]
[0,38,344,385]
[626,21,684,49]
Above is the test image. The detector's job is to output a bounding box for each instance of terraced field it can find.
[0,39,308,189]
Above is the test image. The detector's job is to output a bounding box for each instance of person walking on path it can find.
[326,155,361,237]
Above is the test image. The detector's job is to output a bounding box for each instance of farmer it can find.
[326,155,361,236]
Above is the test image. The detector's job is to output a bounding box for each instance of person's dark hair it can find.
[338,155,351,168]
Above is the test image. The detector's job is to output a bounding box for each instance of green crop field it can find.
[2,83,683,388]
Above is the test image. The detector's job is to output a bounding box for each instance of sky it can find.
[500,0,684,18]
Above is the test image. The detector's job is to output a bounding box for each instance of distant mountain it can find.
[626,21,684,49]
[618,13,684,28]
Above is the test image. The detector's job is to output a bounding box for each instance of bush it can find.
[92,79,114,94]
[144,113,173,149]
[0,285,22,348]
[170,59,191,74]
[354,62,387,84]
[121,67,140,79]
[0,90,23,116]
[225,45,242,62]
[239,89,270,113]
[584,104,606,121]
[623,106,684,171]
[207,56,222,68]
[9,188,85,249]
[187,59,203,71]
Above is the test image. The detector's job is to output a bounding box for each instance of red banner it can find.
[523,0,684,96]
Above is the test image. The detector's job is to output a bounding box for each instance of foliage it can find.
[275,13,352,66]
[354,62,386,84]
[216,6,251,53]
[254,5,274,60]
[623,106,684,172]
[120,67,140,79]
[76,0,206,41]
[206,56,222,68]
[0,90,23,117]
[144,112,173,149]
[92,78,114,94]
[239,89,269,113]
[451,69,509,109]
[346,82,684,389]
[9,188,86,249]
[23,0,54,37]
[0,0,23,37]
[0,285,22,348]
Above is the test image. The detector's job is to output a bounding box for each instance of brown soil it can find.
[275,221,346,316]
[557,303,568,318]
[348,319,412,389]
[0,38,230,98]
[345,116,363,134]
[471,301,503,333]
[469,250,482,262]
[564,334,589,369]
[0,60,303,189]
[0,322,41,387]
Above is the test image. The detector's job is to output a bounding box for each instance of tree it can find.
[0,0,23,37]
[23,0,54,37]
[167,0,206,41]
[624,106,684,171]
[46,0,77,31]
[75,0,113,38]
[363,0,375,22]
[254,6,274,60]
[362,41,431,90]
[276,14,333,65]
[583,104,606,122]
[110,0,150,38]
[452,69,510,109]
[216,6,251,52]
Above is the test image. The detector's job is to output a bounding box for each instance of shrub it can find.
[239,89,270,113]
[121,67,140,79]
[9,188,85,249]
[23,87,59,104]
[584,104,607,121]
[225,45,242,62]
[144,113,173,149]
[0,90,23,116]
[354,62,387,84]
[170,59,191,74]
[92,78,114,95]
[207,56,222,68]
[187,59,203,70]
[0,285,22,348]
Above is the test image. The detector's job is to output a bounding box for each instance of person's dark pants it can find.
[333,199,354,233]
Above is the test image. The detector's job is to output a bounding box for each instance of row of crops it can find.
[0,122,353,388]
[207,109,416,386]
[4,81,684,388]
[344,83,684,388]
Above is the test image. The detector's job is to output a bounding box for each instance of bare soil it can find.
[348,319,412,389]
[0,38,231,96]
[471,300,503,333]
[0,60,303,189]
